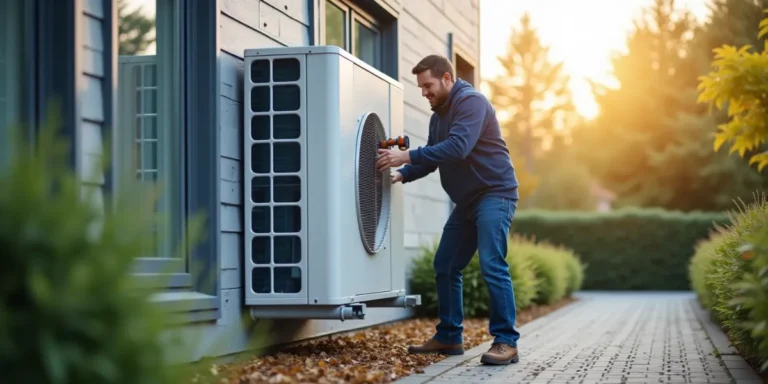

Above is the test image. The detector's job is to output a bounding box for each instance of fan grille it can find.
[355,113,390,254]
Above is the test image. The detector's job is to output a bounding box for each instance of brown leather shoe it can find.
[407,338,464,355]
[480,342,519,365]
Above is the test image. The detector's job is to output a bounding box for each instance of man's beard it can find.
[428,85,449,107]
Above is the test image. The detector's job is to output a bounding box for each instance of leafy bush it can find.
[689,194,768,371]
[409,235,584,318]
[0,109,195,383]
[509,208,729,290]
[689,232,726,309]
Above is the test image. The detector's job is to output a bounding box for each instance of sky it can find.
[479,0,712,119]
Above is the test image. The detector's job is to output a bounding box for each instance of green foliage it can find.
[689,232,726,309]
[409,236,583,318]
[689,193,768,371]
[510,208,729,290]
[698,11,768,171]
[0,105,194,384]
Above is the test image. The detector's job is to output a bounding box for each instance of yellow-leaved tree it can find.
[697,10,768,171]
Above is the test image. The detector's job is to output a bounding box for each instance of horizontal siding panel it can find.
[220,53,244,101]
[83,0,104,19]
[402,2,475,59]
[220,179,241,205]
[220,14,284,59]
[220,232,241,270]
[445,0,478,29]
[83,48,104,77]
[223,0,312,45]
[81,74,104,122]
[219,6,308,59]
[221,269,241,289]
[264,0,311,26]
[220,204,241,233]
[83,14,104,51]
[80,121,103,155]
[78,152,106,184]
[219,95,242,159]
[221,0,261,32]
[220,157,240,182]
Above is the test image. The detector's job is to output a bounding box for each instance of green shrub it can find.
[689,232,726,309]
[409,236,583,318]
[510,208,729,290]
[688,194,768,371]
[564,249,585,296]
[0,109,196,383]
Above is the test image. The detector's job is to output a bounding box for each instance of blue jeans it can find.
[432,195,520,347]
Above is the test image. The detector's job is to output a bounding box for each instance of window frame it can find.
[351,11,383,71]
[318,0,397,77]
[0,0,27,165]
[111,0,221,320]
[448,32,478,87]
[115,0,187,277]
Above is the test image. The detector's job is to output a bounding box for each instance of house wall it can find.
[60,0,480,363]
[399,0,480,264]
[79,0,109,228]
[165,0,481,363]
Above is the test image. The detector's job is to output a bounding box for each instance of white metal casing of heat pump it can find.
[242,46,406,307]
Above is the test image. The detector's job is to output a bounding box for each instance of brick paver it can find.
[407,292,747,384]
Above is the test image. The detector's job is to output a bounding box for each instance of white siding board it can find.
[81,75,104,122]
[220,232,240,270]
[83,0,104,18]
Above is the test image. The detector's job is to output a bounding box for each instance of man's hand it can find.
[391,171,403,184]
[376,149,410,172]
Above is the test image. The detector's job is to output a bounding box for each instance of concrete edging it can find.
[394,297,592,384]
[689,298,765,384]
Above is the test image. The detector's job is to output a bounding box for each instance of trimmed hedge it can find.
[409,235,585,318]
[689,195,768,372]
[509,208,729,290]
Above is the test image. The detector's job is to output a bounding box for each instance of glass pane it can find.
[118,0,181,261]
[354,20,380,70]
[325,1,346,49]
[0,0,24,166]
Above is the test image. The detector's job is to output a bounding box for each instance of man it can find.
[375,54,521,365]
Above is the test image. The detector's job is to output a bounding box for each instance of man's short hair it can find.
[411,54,454,81]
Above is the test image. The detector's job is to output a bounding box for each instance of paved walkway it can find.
[397,292,765,384]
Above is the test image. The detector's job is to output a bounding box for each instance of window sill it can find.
[134,273,192,289]
[150,291,220,325]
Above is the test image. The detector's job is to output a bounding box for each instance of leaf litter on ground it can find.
[187,298,576,384]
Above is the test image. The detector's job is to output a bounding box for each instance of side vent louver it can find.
[245,55,308,303]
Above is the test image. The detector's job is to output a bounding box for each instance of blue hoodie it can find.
[398,79,519,207]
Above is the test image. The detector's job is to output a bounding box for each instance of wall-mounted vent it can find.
[244,54,308,304]
[243,46,410,309]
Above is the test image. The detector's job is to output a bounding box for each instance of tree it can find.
[487,12,575,173]
[650,0,768,211]
[118,0,155,56]
[573,0,701,209]
[698,10,768,171]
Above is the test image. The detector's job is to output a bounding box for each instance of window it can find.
[454,53,476,87]
[448,33,477,87]
[323,0,384,72]
[117,0,185,275]
[0,0,25,166]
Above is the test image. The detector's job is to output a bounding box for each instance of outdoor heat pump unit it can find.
[242,46,421,321]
